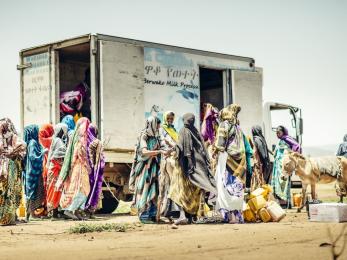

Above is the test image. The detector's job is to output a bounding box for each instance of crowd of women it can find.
[0,115,105,226]
[0,102,301,226]
[130,104,301,225]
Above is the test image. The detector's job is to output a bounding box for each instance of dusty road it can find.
[1,184,346,260]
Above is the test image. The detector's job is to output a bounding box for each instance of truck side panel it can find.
[100,41,145,156]
[232,69,263,136]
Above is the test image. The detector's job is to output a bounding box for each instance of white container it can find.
[309,203,347,223]
[266,201,286,222]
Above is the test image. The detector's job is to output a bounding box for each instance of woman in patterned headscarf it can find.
[0,118,26,225]
[46,123,68,217]
[61,115,76,137]
[56,117,91,220]
[129,116,163,223]
[85,123,105,217]
[214,104,248,223]
[38,123,54,215]
[23,124,45,221]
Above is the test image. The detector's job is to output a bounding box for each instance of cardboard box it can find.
[309,203,347,223]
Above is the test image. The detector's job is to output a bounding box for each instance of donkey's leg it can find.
[311,183,317,201]
[298,183,307,213]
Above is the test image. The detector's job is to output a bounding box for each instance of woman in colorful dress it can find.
[129,116,163,223]
[23,125,45,221]
[251,125,271,188]
[46,123,68,217]
[157,111,183,223]
[0,118,26,225]
[201,103,219,176]
[271,125,301,208]
[38,123,54,215]
[85,123,105,218]
[214,104,246,224]
[176,113,216,219]
[57,117,91,220]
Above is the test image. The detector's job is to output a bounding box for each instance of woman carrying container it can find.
[271,125,301,208]
[214,104,247,224]
[0,118,26,225]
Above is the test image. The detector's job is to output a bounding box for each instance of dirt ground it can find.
[1,184,346,260]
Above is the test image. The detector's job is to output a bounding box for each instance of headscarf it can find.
[0,118,18,149]
[0,118,26,176]
[57,117,90,184]
[179,113,204,157]
[23,125,45,200]
[336,134,347,157]
[201,103,219,144]
[219,104,241,125]
[277,125,301,153]
[162,111,178,142]
[252,125,271,170]
[38,124,54,150]
[143,116,161,137]
[85,123,105,210]
[46,123,68,166]
[61,115,76,134]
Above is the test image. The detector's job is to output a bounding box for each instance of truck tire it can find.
[98,190,119,214]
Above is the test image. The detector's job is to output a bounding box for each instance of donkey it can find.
[281,151,347,212]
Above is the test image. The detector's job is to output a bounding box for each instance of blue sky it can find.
[0,0,346,146]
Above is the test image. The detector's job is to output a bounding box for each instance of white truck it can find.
[18,33,303,212]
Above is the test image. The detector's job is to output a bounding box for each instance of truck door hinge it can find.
[17,63,32,70]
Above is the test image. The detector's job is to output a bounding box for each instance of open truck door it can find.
[232,68,263,136]
[18,49,57,129]
[263,102,303,187]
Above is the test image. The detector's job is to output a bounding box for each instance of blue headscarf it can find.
[23,125,45,200]
[61,115,76,134]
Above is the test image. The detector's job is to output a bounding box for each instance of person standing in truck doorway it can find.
[336,134,347,158]
[59,68,91,121]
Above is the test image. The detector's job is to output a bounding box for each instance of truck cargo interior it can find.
[58,42,92,120]
[199,67,224,110]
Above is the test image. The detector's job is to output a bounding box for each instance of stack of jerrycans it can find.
[243,185,286,223]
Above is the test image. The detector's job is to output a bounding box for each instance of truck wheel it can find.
[98,190,119,214]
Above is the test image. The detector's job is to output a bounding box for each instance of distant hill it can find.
[303,144,339,157]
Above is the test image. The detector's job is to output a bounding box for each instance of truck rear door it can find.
[99,40,144,161]
[232,69,263,136]
[19,50,54,128]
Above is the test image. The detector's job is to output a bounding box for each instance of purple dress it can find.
[85,124,105,212]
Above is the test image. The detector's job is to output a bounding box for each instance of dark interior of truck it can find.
[58,43,92,120]
[199,67,224,111]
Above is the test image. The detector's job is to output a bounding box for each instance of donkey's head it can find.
[281,151,305,179]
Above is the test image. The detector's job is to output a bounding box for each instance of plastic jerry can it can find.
[250,188,267,200]
[259,208,272,223]
[267,201,286,222]
[248,195,267,213]
[243,204,256,222]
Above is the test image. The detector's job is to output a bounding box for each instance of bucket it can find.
[292,193,303,208]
